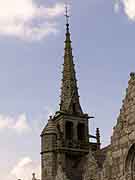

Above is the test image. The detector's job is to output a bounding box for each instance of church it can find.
[40,12,135,180]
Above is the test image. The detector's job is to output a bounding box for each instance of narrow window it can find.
[77,123,85,141]
[73,103,76,113]
[66,121,73,140]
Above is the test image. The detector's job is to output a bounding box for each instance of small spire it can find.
[32,173,36,180]
[96,128,101,150]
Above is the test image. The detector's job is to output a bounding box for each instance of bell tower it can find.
[41,5,98,180]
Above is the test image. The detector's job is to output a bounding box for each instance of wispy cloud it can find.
[0,0,64,41]
[44,106,54,119]
[0,113,31,134]
[10,157,40,180]
[115,0,135,21]
[0,106,54,134]
[114,0,120,13]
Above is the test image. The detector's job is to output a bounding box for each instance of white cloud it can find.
[0,106,55,134]
[10,157,40,180]
[13,114,31,133]
[115,0,135,21]
[0,107,55,180]
[123,0,135,20]
[114,0,120,13]
[37,3,65,18]
[0,0,64,41]
[0,115,13,129]
[0,113,31,134]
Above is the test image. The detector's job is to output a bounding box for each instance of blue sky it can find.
[0,0,135,179]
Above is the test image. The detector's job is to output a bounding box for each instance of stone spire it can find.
[60,15,83,115]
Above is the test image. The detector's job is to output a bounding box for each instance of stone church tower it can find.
[41,19,100,180]
[40,10,135,180]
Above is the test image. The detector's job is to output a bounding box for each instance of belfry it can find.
[41,7,100,180]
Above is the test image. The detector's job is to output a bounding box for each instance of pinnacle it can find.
[130,72,135,79]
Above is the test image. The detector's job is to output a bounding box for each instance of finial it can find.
[65,2,70,26]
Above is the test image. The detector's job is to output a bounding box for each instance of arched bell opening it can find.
[77,123,85,141]
[125,144,135,180]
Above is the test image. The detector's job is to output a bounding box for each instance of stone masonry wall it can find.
[83,73,135,180]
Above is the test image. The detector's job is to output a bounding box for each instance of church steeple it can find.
[41,6,93,180]
[60,7,83,115]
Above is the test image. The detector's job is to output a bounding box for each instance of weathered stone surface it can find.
[83,150,98,180]
[55,166,70,180]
